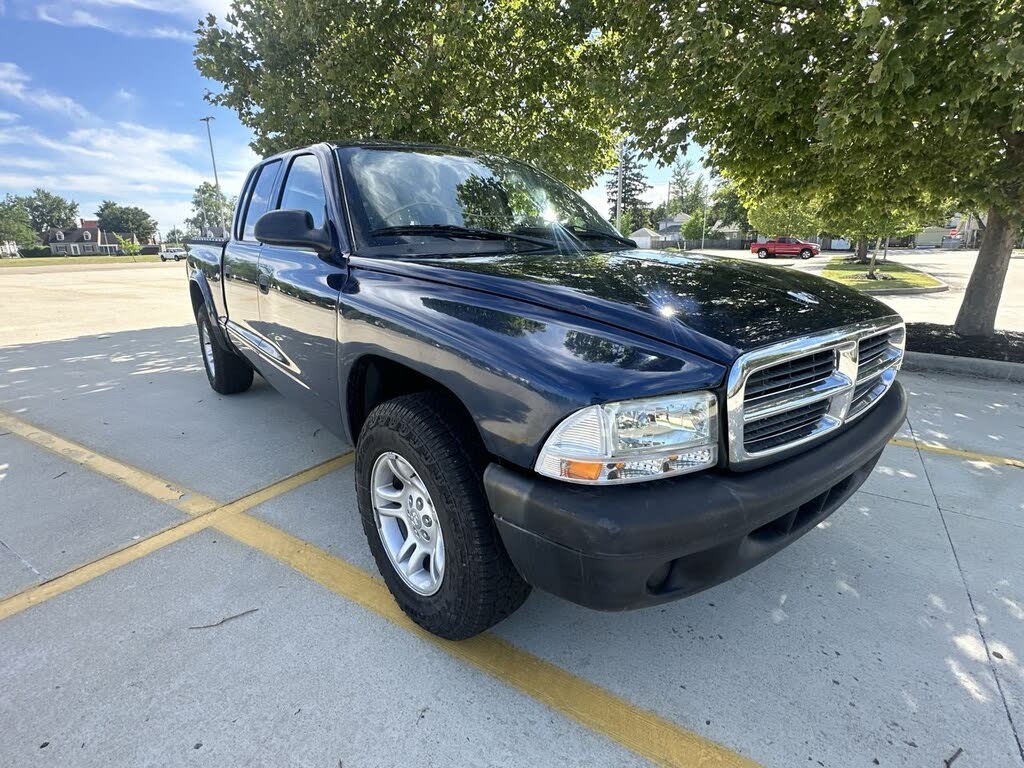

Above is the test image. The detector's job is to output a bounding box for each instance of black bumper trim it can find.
[484,382,907,610]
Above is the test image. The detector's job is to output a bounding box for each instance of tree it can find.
[96,201,158,242]
[606,144,651,231]
[709,181,750,236]
[19,188,78,234]
[0,195,37,247]
[680,176,707,217]
[115,234,141,261]
[681,213,705,241]
[746,194,824,240]
[163,226,187,245]
[668,159,695,215]
[195,0,621,189]
[185,182,233,234]
[611,0,1024,336]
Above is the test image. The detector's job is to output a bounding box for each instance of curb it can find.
[862,283,949,296]
[903,351,1024,383]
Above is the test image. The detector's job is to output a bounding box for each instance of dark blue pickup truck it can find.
[185,142,907,639]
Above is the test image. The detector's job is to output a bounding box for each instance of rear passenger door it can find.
[222,158,281,360]
[252,151,347,432]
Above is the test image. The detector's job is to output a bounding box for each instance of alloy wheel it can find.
[371,451,445,595]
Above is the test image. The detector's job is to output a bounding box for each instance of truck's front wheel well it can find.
[189,280,204,315]
[347,357,479,447]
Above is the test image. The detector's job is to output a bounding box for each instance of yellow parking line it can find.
[889,437,1024,469]
[216,511,761,768]
[0,449,353,621]
[1,410,757,766]
[0,410,219,516]
[0,510,225,621]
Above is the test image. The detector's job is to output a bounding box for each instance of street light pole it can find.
[200,117,228,235]
[200,116,221,191]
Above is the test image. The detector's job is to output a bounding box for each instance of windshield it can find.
[336,146,628,257]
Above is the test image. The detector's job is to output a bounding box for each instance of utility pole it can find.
[615,141,624,232]
[701,194,708,250]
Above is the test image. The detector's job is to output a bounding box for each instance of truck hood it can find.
[373,250,898,364]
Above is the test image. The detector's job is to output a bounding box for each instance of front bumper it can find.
[484,381,907,611]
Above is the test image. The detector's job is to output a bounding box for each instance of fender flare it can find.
[188,269,230,349]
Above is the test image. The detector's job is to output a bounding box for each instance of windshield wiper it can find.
[371,225,556,249]
[564,226,637,248]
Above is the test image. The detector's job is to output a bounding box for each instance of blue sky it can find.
[0,0,702,233]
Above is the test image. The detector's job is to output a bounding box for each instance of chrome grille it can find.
[726,320,904,464]
[848,327,905,420]
[744,400,830,454]
[744,350,836,402]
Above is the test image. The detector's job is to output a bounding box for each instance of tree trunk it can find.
[855,237,868,262]
[953,205,1019,336]
[867,237,881,278]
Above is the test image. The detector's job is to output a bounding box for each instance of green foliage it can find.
[97,201,158,242]
[609,0,1024,333]
[163,226,187,244]
[18,245,53,258]
[195,0,622,188]
[746,194,823,239]
[708,181,750,235]
[680,211,721,241]
[184,182,232,234]
[0,195,37,247]
[605,144,651,228]
[612,0,1024,220]
[19,188,78,234]
[115,234,141,257]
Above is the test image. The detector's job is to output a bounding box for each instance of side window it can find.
[278,154,328,228]
[241,159,282,241]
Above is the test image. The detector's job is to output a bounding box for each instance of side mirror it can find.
[254,209,333,255]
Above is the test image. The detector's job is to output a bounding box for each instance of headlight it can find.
[534,392,718,484]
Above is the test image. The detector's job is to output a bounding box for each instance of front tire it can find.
[195,309,253,395]
[757,248,769,259]
[800,248,813,259]
[356,392,530,640]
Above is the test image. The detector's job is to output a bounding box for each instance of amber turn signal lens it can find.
[563,460,603,481]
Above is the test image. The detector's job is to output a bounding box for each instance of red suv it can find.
[751,237,820,259]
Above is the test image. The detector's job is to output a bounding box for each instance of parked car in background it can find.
[752,237,820,259]
[185,142,906,640]
[161,247,187,262]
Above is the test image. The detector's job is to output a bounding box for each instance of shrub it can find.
[19,245,53,258]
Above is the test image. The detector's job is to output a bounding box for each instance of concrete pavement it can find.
[1,262,1022,768]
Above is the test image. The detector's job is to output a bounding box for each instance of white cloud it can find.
[0,62,91,120]
[0,111,19,122]
[34,3,194,40]
[115,88,134,101]
[0,113,258,229]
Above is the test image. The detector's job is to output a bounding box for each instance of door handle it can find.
[257,272,271,294]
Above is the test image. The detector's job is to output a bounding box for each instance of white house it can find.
[43,219,134,255]
[630,227,663,249]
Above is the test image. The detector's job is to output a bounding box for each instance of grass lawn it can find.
[819,256,944,291]
[0,254,164,268]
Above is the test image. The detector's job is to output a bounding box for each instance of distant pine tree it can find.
[606,145,651,231]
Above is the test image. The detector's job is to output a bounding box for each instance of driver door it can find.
[252,151,347,433]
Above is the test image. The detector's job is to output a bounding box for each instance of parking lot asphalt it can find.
[1,263,1022,768]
